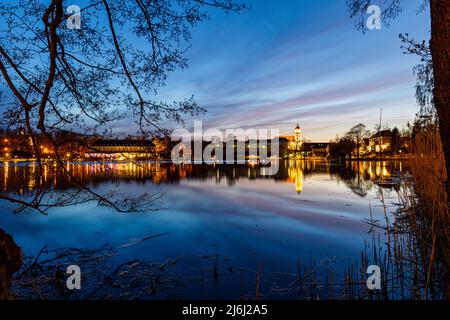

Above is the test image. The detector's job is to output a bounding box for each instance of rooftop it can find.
[90,139,153,147]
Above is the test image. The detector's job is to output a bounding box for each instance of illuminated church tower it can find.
[294,123,303,151]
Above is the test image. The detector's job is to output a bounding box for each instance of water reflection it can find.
[0,160,409,197]
[0,160,418,299]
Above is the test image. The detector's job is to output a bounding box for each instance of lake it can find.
[0,160,410,299]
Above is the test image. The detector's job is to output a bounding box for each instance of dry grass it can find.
[320,126,450,300]
[410,124,448,218]
[407,124,449,297]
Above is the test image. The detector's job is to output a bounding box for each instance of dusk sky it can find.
[0,0,431,141]
[156,0,431,141]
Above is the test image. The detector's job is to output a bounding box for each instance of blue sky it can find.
[155,0,430,141]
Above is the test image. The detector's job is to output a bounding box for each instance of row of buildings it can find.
[281,124,410,159]
[0,124,410,161]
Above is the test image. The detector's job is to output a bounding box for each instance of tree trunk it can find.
[0,229,22,300]
[430,0,450,202]
[357,138,360,160]
[429,0,450,299]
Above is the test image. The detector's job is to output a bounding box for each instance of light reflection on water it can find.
[0,160,410,299]
[0,160,402,194]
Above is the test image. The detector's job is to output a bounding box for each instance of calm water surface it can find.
[0,160,409,299]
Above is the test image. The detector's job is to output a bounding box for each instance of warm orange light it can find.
[3,139,8,143]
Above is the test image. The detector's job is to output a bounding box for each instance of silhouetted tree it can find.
[400,33,434,118]
[0,0,246,213]
[330,136,356,159]
[347,123,369,159]
[347,0,450,206]
[391,127,400,154]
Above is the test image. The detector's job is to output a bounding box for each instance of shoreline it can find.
[0,157,412,164]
